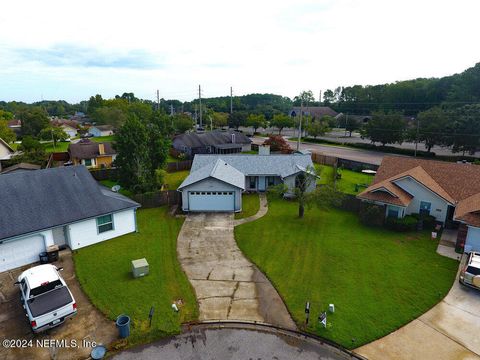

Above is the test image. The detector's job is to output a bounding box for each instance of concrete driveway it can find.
[356,258,480,360]
[0,250,116,360]
[177,213,296,329]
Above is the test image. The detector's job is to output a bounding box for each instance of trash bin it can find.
[115,315,130,338]
[39,252,49,264]
[47,245,59,263]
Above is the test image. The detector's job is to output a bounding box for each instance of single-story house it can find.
[357,156,480,252]
[0,166,140,272]
[88,125,115,137]
[68,139,116,168]
[172,130,252,158]
[289,106,338,119]
[0,137,14,161]
[178,150,316,212]
[51,119,79,138]
[0,162,41,174]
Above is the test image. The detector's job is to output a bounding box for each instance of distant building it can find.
[0,162,41,174]
[68,139,116,168]
[88,125,115,137]
[172,130,252,158]
[289,106,338,120]
[51,119,79,138]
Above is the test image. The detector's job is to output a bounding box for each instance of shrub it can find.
[359,203,384,227]
[385,215,418,232]
[411,213,436,230]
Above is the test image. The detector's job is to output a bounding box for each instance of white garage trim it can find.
[0,235,46,272]
[188,191,235,212]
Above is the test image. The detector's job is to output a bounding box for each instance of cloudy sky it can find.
[1,0,479,103]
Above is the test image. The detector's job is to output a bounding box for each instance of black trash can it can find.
[39,252,49,264]
[115,315,130,338]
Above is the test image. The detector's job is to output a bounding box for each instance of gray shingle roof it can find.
[0,166,139,240]
[179,158,245,190]
[190,154,314,178]
[173,130,251,148]
[68,139,115,160]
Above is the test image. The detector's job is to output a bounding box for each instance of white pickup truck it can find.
[15,264,77,333]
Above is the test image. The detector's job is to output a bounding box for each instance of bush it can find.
[359,203,384,227]
[385,215,418,232]
[411,213,436,230]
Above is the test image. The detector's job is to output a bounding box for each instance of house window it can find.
[249,177,256,189]
[387,207,399,218]
[419,201,431,215]
[97,214,114,233]
[84,159,93,167]
[267,176,275,186]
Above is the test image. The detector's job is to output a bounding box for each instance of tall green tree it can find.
[19,107,50,137]
[0,110,16,143]
[307,120,329,138]
[211,112,228,128]
[414,107,449,152]
[270,114,294,134]
[92,106,128,128]
[173,113,194,133]
[39,127,68,147]
[293,90,316,106]
[228,111,248,130]
[361,112,406,146]
[246,114,266,133]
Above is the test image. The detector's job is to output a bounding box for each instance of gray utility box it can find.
[131,258,149,278]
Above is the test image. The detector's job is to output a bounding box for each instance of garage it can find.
[188,191,235,212]
[0,235,45,272]
[465,226,480,253]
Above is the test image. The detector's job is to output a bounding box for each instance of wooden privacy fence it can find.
[131,190,181,209]
[310,152,338,166]
[166,160,192,172]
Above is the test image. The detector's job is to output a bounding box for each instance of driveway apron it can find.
[177,212,296,329]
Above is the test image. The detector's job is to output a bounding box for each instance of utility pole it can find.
[297,100,303,151]
[170,104,174,116]
[344,114,348,137]
[199,85,203,128]
[414,117,419,157]
[156,90,160,111]
[230,86,233,114]
[319,90,322,106]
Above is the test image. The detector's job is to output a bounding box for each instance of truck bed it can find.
[27,286,73,317]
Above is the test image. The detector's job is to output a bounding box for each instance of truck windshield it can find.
[30,280,63,297]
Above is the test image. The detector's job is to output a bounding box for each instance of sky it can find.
[1,0,480,104]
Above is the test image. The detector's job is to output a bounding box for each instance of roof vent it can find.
[231,133,235,143]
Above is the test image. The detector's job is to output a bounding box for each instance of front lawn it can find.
[234,198,458,348]
[235,193,260,219]
[164,170,189,190]
[74,207,198,346]
[43,141,70,153]
[315,164,373,195]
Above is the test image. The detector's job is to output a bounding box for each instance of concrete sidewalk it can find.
[177,213,295,329]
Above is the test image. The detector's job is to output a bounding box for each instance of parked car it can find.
[459,252,480,290]
[15,264,77,333]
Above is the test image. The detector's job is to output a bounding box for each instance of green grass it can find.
[99,180,133,197]
[315,164,374,195]
[91,135,116,143]
[43,141,70,153]
[235,193,260,219]
[241,150,258,154]
[74,207,198,346]
[234,198,458,349]
[164,170,189,190]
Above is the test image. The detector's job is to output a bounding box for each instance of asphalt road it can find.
[252,137,389,165]
[112,323,360,360]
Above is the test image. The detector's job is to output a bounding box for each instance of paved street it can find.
[177,213,295,329]
[357,259,480,360]
[112,323,358,360]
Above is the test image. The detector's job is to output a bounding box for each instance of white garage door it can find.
[0,235,46,272]
[465,227,480,253]
[188,191,235,212]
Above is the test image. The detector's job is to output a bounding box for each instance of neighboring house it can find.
[178,149,316,212]
[289,106,338,119]
[0,166,140,272]
[0,162,41,174]
[357,156,480,252]
[68,139,116,168]
[88,125,115,137]
[172,130,252,158]
[7,119,21,136]
[0,138,14,160]
[51,119,79,138]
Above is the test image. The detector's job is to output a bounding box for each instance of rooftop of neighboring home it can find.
[0,137,15,160]
[357,156,480,226]
[289,106,338,118]
[91,125,115,131]
[7,119,21,128]
[0,162,41,174]
[0,166,139,241]
[51,119,79,129]
[68,139,115,159]
[174,130,251,148]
